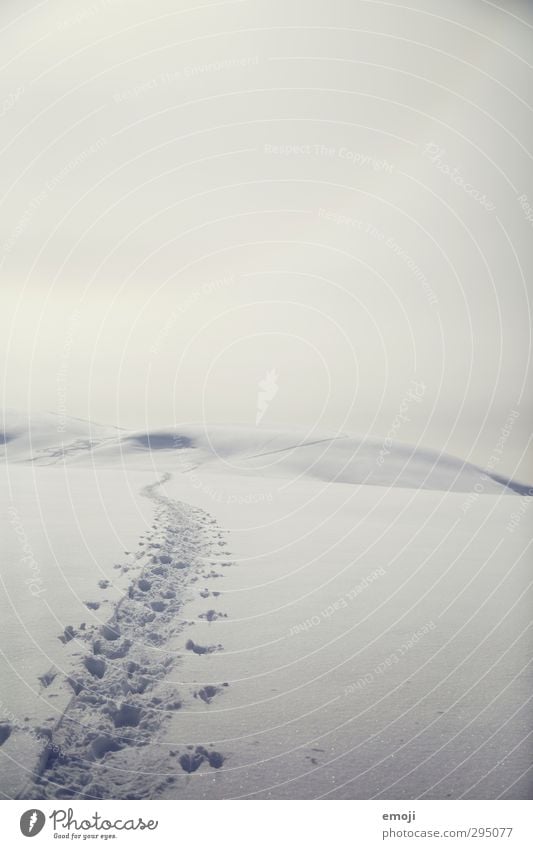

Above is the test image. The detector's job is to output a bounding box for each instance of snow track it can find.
[22,474,228,800]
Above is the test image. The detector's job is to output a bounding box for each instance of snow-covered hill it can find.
[0,410,524,494]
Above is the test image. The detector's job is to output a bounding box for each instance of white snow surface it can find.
[1,408,119,463]
[0,412,531,799]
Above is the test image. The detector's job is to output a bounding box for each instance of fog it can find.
[1,0,531,480]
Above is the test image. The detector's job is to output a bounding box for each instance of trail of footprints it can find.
[25,474,232,800]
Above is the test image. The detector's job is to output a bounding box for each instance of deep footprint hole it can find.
[101,624,121,641]
[0,724,12,746]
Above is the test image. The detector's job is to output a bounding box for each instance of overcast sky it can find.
[1,0,532,480]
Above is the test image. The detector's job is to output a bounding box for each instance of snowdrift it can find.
[1,410,526,493]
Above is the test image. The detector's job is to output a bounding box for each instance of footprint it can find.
[207,751,224,769]
[39,669,57,688]
[179,751,204,773]
[84,656,106,679]
[27,484,229,800]
[112,703,142,728]
[199,610,227,622]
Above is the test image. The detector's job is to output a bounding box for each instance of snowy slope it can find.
[20,419,518,495]
[157,472,533,800]
[0,465,157,798]
[0,411,531,800]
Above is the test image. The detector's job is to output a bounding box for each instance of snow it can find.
[1,408,118,463]
[0,464,157,797]
[62,421,511,494]
[0,412,531,799]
